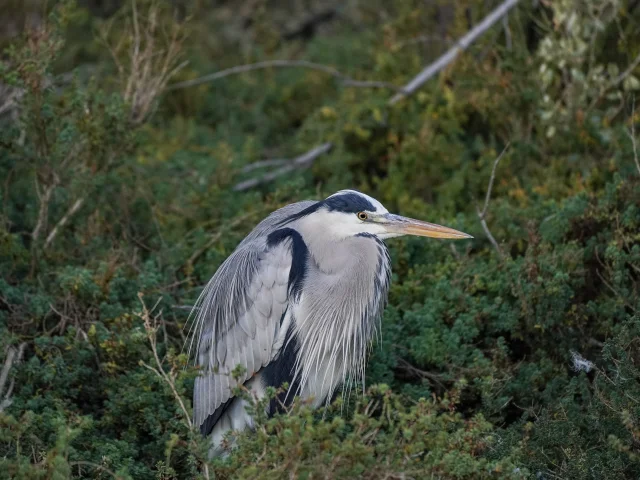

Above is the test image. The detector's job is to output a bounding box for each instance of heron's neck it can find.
[288,228,391,406]
[292,212,382,273]
[302,231,373,273]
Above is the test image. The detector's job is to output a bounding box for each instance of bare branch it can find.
[167,60,403,92]
[44,197,85,249]
[596,270,638,313]
[477,215,503,258]
[626,97,640,176]
[0,348,17,399]
[103,0,188,125]
[502,14,512,51]
[233,142,333,192]
[389,0,521,105]
[611,52,640,91]
[476,144,510,258]
[241,158,289,173]
[31,182,58,242]
[396,357,446,388]
[136,294,211,479]
[137,293,193,428]
[0,343,26,413]
[588,52,640,112]
[70,461,122,480]
[0,83,24,118]
[480,143,510,219]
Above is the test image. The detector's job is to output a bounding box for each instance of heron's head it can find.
[289,190,472,241]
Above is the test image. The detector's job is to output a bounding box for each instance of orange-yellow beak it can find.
[380,213,472,240]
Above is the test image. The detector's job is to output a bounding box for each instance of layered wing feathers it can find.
[190,201,316,431]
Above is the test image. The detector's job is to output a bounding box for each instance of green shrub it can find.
[1,0,639,478]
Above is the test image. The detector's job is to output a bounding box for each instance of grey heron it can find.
[188,189,471,456]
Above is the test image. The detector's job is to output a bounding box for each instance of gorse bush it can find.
[0,0,639,478]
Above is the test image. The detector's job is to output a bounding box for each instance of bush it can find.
[1,0,639,478]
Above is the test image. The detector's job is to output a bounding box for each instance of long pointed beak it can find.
[381,214,472,239]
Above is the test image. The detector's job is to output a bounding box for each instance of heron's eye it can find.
[357,211,368,221]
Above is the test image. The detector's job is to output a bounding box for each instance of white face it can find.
[294,189,473,243]
[298,190,400,241]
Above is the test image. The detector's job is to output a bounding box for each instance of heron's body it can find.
[188,190,470,456]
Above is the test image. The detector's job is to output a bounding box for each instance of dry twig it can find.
[626,97,640,176]
[233,142,333,192]
[389,0,521,104]
[596,270,638,313]
[31,177,59,242]
[0,83,24,118]
[136,294,211,479]
[588,52,640,112]
[137,293,192,428]
[502,14,512,50]
[396,357,446,389]
[44,197,85,249]
[476,144,510,258]
[241,158,289,173]
[70,461,122,480]
[167,60,403,92]
[103,0,187,125]
[611,53,640,91]
[0,343,26,413]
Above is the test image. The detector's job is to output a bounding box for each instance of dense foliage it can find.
[1,0,639,478]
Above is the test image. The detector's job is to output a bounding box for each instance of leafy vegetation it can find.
[1,0,639,478]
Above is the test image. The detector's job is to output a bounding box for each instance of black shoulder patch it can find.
[323,192,375,213]
[267,228,308,301]
[261,322,301,415]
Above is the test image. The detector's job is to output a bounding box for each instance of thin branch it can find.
[502,14,512,50]
[103,0,187,125]
[0,83,23,117]
[396,357,446,389]
[389,0,521,104]
[0,343,26,413]
[233,142,333,192]
[136,294,211,479]
[626,97,640,175]
[449,243,461,261]
[611,52,640,91]
[137,293,193,428]
[480,143,510,218]
[0,348,17,399]
[69,461,121,480]
[588,51,640,112]
[596,270,638,313]
[167,60,404,92]
[241,158,289,173]
[476,143,510,258]
[44,197,85,249]
[477,203,503,258]
[31,182,57,242]
[172,305,198,311]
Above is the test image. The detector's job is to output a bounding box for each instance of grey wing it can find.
[189,201,316,432]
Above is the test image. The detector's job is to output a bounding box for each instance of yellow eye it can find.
[357,211,368,221]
